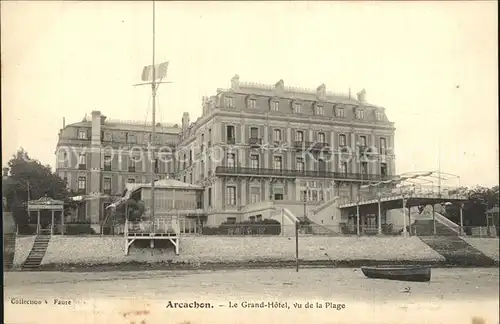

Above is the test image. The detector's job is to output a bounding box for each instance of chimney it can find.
[63,117,66,128]
[357,89,366,103]
[316,83,326,98]
[231,74,240,90]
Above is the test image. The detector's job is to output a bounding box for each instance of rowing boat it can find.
[361,265,431,282]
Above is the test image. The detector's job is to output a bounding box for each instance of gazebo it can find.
[27,196,65,235]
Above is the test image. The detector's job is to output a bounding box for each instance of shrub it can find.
[203,219,281,236]
[64,223,95,235]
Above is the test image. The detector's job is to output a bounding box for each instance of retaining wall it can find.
[14,235,445,267]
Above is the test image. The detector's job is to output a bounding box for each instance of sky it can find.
[1,1,498,188]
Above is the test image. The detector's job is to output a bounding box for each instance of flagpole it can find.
[151,0,157,221]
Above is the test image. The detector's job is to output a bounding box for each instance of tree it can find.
[444,185,499,228]
[3,148,74,224]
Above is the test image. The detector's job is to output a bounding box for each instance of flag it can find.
[141,61,169,81]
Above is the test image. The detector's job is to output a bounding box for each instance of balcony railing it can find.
[215,166,396,181]
[295,141,330,151]
[128,167,136,172]
[227,137,236,144]
[248,137,262,147]
[78,164,86,170]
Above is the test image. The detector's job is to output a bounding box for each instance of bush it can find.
[64,223,96,235]
[203,219,281,236]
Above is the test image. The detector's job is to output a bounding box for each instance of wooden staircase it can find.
[3,233,16,271]
[22,230,51,270]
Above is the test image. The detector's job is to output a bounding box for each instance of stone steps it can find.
[22,235,51,270]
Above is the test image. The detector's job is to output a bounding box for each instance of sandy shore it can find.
[4,268,499,324]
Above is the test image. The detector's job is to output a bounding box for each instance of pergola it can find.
[27,196,64,235]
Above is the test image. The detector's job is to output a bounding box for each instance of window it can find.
[78,130,87,140]
[208,129,212,146]
[318,132,325,143]
[128,178,135,183]
[273,186,284,201]
[295,130,304,142]
[227,153,236,168]
[224,96,235,108]
[376,111,384,121]
[183,175,187,182]
[296,157,304,172]
[227,217,236,224]
[315,105,324,115]
[78,154,86,169]
[250,187,260,203]
[356,109,365,119]
[250,155,259,168]
[359,136,367,147]
[128,134,137,144]
[340,162,348,174]
[274,129,282,141]
[78,176,86,193]
[226,125,235,143]
[250,127,259,139]
[339,134,346,146]
[248,98,257,109]
[293,102,301,113]
[380,138,387,155]
[103,177,111,194]
[201,133,205,151]
[208,187,212,207]
[380,163,388,177]
[319,190,324,201]
[103,155,111,171]
[274,156,282,170]
[361,162,368,175]
[318,159,326,172]
[335,107,344,118]
[189,173,193,184]
[128,158,136,172]
[270,100,279,111]
[226,186,236,206]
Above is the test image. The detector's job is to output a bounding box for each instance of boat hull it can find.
[361,266,431,282]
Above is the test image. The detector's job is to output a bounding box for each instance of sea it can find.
[4,267,499,324]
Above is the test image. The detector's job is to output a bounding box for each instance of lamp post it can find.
[356,194,360,236]
[377,191,382,235]
[402,194,408,237]
[432,203,437,235]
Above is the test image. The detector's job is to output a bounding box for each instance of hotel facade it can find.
[55,75,396,230]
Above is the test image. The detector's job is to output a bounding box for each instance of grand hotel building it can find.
[55,75,396,228]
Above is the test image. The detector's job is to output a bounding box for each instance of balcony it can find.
[78,164,86,170]
[227,137,236,145]
[128,166,136,173]
[248,137,262,148]
[103,165,112,171]
[215,166,396,181]
[295,141,330,152]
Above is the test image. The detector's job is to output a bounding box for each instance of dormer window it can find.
[224,96,235,108]
[270,100,279,111]
[248,98,257,109]
[315,105,324,115]
[355,108,364,119]
[78,130,87,140]
[375,111,384,121]
[335,107,344,118]
[292,102,301,114]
